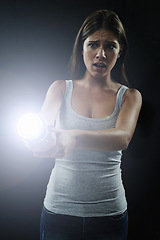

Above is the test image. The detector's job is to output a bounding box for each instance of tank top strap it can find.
[63,80,129,116]
[116,85,129,110]
[64,80,73,103]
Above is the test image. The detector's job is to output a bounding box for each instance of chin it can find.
[86,68,109,79]
[92,72,108,79]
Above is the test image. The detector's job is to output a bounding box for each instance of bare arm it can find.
[74,89,142,151]
[40,80,66,125]
[52,89,142,157]
[26,80,66,155]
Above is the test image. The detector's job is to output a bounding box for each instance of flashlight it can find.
[17,113,48,140]
[17,113,54,153]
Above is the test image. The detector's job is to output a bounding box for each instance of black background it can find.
[0,0,159,239]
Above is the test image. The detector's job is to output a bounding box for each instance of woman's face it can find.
[82,28,121,79]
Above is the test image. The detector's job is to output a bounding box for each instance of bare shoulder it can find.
[40,80,66,123]
[43,80,66,104]
[48,80,66,96]
[123,88,142,105]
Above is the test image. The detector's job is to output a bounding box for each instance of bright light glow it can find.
[17,113,44,139]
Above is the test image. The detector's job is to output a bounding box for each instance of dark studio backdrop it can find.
[0,0,159,239]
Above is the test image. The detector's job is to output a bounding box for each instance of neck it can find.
[82,70,113,88]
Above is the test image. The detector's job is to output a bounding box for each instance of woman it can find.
[31,9,142,240]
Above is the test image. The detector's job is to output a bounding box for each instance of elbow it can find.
[121,140,129,150]
[122,132,131,150]
[119,130,131,150]
[107,131,131,151]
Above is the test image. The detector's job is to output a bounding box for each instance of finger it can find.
[52,128,63,135]
[33,152,48,158]
[49,148,65,159]
[33,147,56,158]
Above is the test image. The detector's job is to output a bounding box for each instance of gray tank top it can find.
[44,80,128,217]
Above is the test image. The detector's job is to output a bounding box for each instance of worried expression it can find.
[82,29,121,79]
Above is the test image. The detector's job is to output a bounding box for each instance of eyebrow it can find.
[88,40,117,45]
[105,40,117,45]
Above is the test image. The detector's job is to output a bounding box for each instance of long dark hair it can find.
[70,9,129,86]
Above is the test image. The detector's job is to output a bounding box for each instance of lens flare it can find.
[17,113,44,139]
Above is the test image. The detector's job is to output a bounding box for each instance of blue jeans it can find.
[40,206,128,240]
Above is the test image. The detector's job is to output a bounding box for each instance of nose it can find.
[96,48,106,59]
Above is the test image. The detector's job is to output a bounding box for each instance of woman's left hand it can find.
[49,128,77,158]
[33,128,77,158]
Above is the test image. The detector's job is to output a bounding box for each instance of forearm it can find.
[23,122,56,153]
[73,128,130,152]
[24,136,54,152]
[47,88,141,156]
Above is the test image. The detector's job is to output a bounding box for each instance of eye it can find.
[105,44,116,50]
[88,42,99,49]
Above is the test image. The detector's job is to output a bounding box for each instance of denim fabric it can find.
[40,207,128,240]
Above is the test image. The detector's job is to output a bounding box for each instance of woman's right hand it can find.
[24,130,57,158]
[33,128,77,159]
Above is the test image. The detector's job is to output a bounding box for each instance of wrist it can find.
[71,129,85,149]
[25,132,56,152]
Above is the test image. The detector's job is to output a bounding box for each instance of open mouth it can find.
[93,63,106,68]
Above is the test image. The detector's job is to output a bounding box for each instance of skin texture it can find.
[82,29,121,81]
[31,29,142,158]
